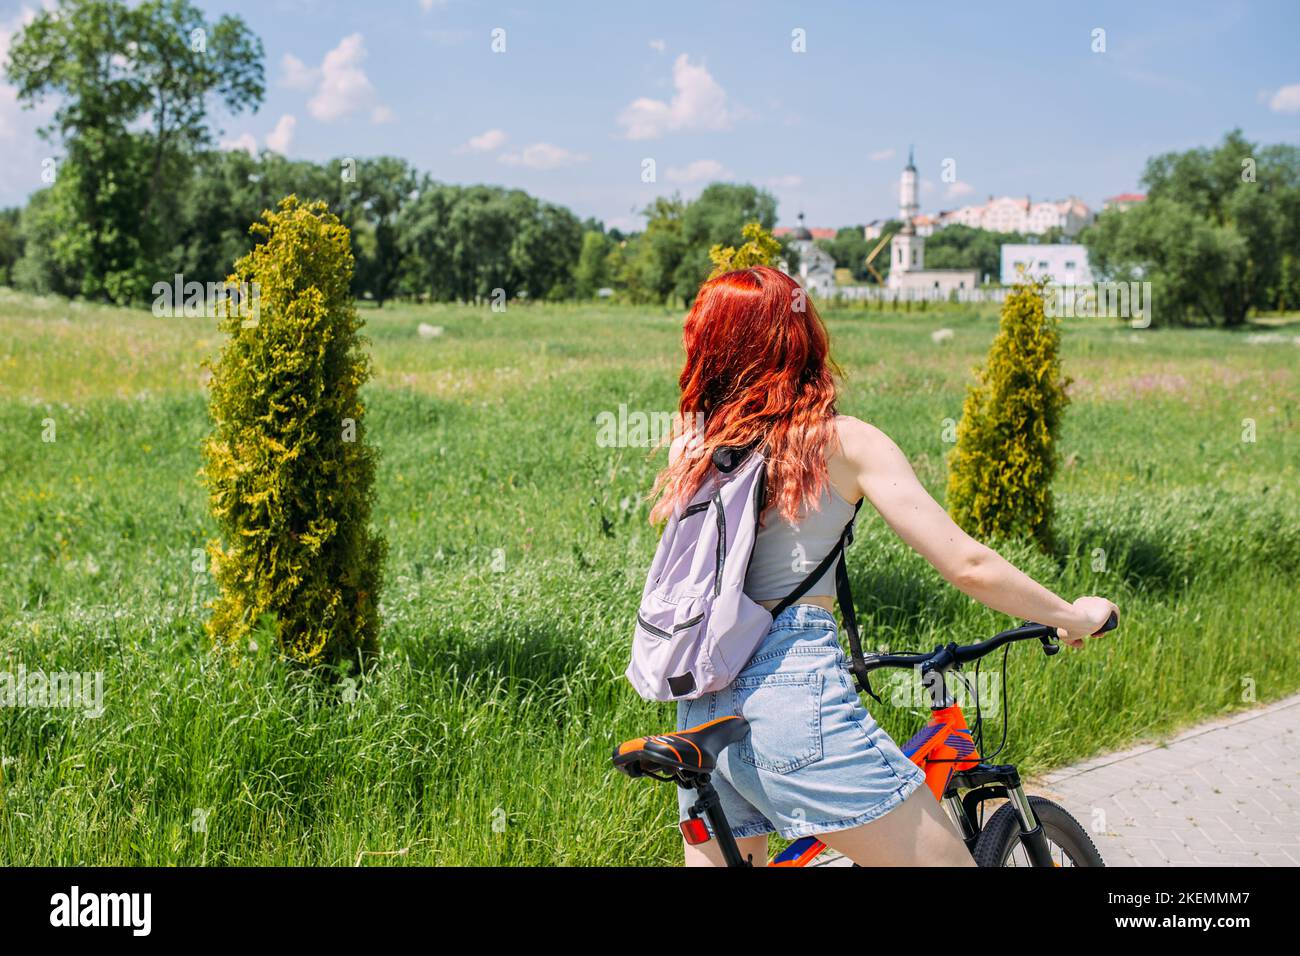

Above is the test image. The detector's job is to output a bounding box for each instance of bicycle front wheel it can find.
[972,795,1105,867]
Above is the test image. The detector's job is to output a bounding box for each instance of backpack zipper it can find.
[713,490,726,595]
[636,612,704,640]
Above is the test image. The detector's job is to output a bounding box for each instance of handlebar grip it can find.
[1093,611,1119,636]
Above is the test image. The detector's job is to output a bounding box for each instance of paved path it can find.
[1032,694,1300,866]
[812,694,1300,866]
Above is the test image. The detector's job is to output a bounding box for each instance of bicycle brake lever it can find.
[1039,635,1061,656]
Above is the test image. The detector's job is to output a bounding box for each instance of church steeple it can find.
[791,211,812,241]
[898,145,919,225]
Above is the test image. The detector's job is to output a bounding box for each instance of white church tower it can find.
[889,147,924,290]
[898,145,919,224]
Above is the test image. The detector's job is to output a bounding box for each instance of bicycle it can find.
[612,613,1117,867]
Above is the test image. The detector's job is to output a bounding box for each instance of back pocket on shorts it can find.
[731,672,823,774]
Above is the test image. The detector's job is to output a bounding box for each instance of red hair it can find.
[649,266,839,525]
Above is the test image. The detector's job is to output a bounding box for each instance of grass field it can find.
[1,287,1298,865]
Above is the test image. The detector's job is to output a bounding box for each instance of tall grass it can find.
[1,292,1296,864]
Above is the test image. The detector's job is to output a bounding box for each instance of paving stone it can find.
[1026,694,1300,867]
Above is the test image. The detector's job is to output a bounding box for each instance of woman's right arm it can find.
[837,417,1117,646]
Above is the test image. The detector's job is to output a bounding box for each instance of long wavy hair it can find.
[649,266,839,526]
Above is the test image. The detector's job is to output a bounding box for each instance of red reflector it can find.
[680,818,711,845]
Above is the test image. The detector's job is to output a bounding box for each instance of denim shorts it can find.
[676,604,927,840]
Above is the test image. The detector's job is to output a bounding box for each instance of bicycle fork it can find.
[947,765,1055,867]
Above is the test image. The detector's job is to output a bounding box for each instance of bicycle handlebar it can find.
[861,611,1119,674]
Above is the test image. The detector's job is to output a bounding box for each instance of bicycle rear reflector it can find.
[680,818,710,845]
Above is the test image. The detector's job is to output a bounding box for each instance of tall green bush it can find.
[202,196,385,669]
[946,279,1070,550]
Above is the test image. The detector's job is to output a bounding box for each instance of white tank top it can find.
[743,482,857,602]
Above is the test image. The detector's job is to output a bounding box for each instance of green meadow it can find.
[1,287,1297,865]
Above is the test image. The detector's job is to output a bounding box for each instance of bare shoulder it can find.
[833,414,898,464]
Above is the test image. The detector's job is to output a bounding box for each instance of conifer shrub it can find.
[202,196,386,669]
[708,221,782,278]
[946,278,1070,551]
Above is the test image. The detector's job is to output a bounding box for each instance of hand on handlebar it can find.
[1055,596,1120,648]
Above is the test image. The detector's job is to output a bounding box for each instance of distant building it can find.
[912,213,938,237]
[899,145,919,224]
[781,212,838,298]
[866,149,1094,243]
[887,157,979,294]
[1000,243,1092,286]
[774,223,837,241]
[940,196,1092,237]
[1103,193,1146,212]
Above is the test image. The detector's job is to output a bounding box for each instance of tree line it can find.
[1083,130,1300,326]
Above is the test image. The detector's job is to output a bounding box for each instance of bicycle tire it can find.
[972,795,1105,867]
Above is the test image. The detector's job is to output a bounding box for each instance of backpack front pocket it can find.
[627,593,713,700]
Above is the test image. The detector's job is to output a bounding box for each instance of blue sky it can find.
[1,0,1298,230]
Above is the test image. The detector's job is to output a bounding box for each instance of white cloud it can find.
[266,114,296,153]
[220,132,258,157]
[868,148,895,161]
[1267,83,1300,113]
[665,159,731,184]
[945,181,974,199]
[280,53,317,91]
[311,35,375,121]
[616,54,736,140]
[649,39,666,53]
[765,174,803,189]
[458,128,508,153]
[283,35,392,125]
[420,0,449,10]
[499,142,588,169]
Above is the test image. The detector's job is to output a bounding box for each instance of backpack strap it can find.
[770,500,882,703]
[835,538,881,703]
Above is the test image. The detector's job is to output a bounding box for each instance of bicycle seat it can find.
[612,716,751,778]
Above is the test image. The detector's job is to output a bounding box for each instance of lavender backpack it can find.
[625,444,860,702]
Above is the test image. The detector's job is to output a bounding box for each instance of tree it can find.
[924,224,1025,284]
[1085,196,1247,326]
[674,183,777,302]
[818,227,872,281]
[1083,130,1300,325]
[708,221,781,277]
[628,195,687,304]
[946,279,1069,552]
[202,197,385,670]
[0,209,23,285]
[509,195,582,300]
[340,157,418,307]
[6,0,264,302]
[574,230,611,298]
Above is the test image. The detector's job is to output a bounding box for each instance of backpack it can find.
[625,443,864,702]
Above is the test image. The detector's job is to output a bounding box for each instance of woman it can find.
[650,266,1118,867]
